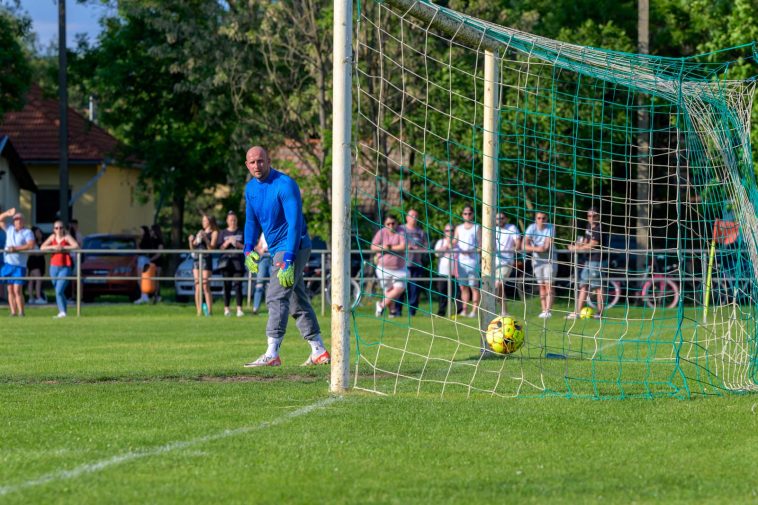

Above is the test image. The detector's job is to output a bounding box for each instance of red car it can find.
[80,234,141,302]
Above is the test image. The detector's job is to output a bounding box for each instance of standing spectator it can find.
[434,223,459,316]
[241,145,329,367]
[567,207,605,319]
[26,226,46,304]
[218,210,245,317]
[371,214,407,318]
[134,226,153,304]
[524,211,557,318]
[0,208,35,316]
[189,214,219,316]
[453,204,481,318]
[495,213,522,316]
[252,234,271,315]
[397,208,429,317]
[68,219,83,244]
[40,220,79,318]
[65,219,83,302]
[147,224,165,303]
[135,225,165,304]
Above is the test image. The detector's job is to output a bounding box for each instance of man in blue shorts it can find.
[241,146,330,367]
[567,207,605,319]
[0,208,35,316]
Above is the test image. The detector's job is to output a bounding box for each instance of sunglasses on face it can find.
[536,217,546,220]
[385,222,397,226]
[54,226,63,229]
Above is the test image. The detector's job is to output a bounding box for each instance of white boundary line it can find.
[0,396,341,497]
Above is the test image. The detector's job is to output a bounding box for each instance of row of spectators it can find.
[370,206,604,320]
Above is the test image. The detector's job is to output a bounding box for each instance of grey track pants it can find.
[266,249,321,341]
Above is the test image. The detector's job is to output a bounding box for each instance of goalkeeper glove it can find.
[244,250,261,274]
[276,252,296,288]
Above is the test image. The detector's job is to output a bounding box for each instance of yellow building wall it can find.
[96,165,154,234]
[27,163,153,235]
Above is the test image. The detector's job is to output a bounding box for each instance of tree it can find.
[218,0,335,240]
[72,1,233,251]
[0,2,32,116]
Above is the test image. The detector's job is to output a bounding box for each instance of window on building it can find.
[36,188,72,226]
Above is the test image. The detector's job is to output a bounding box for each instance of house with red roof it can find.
[0,135,37,216]
[0,86,154,234]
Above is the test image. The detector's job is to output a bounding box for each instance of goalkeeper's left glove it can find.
[244,250,261,274]
[276,252,296,288]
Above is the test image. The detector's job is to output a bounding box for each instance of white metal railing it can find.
[0,247,749,316]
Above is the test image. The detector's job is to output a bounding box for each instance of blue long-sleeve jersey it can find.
[244,168,311,255]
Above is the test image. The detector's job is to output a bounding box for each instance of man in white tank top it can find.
[453,204,481,318]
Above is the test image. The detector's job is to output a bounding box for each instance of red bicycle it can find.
[640,255,680,309]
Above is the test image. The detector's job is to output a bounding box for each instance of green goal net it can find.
[350,0,758,398]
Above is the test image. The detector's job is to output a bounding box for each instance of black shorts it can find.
[27,254,46,273]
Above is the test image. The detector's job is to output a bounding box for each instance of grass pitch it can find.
[1,303,757,504]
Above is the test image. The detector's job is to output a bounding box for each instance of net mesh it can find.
[350,0,758,398]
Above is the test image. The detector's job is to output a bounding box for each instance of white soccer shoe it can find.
[243,354,282,367]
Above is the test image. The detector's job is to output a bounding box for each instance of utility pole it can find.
[59,0,69,225]
[636,0,650,274]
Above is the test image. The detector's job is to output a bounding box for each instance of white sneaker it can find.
[466,310,477,318]
[544,311,552,318]
[134,298,146,305]
[224,309,231,317]
[37,297,47,304]
[375,302,384,317]
[53,312,67,319]
[537,311,547,318]
[565,312,577,320]
[236,309,244,317]
[243,354,282,367]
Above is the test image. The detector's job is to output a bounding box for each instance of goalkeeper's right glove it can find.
[244,250,261,274]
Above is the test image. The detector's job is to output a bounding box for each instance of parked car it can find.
[174,253,250,303]
[81,234,140,302]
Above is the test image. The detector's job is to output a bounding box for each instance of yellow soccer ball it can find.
[485,316,525,354]
[580,306,595,320]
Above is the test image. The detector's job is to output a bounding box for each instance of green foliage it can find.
[220,0,335,240]
[0,3,32,116]
[71,1,235,243]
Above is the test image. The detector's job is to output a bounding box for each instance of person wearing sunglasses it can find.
[453,204,481,318]
[566,207,605,319]
[434,224,460,316]
[397,209,429,317]
[495,213,522,316]
[41,220,80,318]
[371,214,407,318]
[0,208,35,317]
[524,211,556,318]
